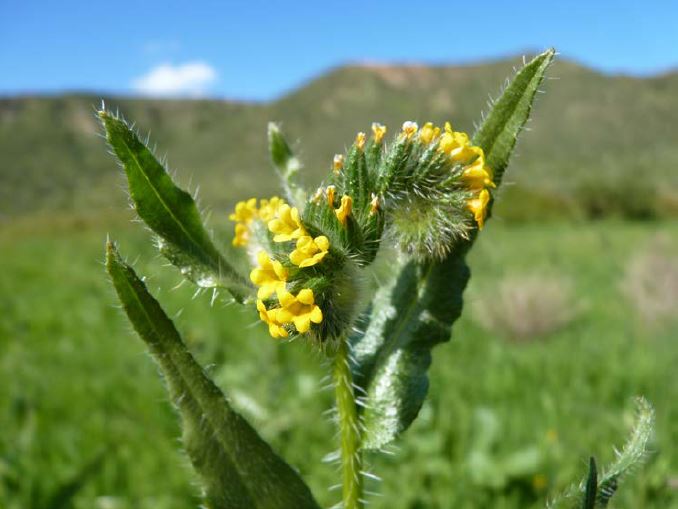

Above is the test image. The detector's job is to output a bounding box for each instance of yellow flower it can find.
[232,223,249,247]
[258,196,285,222]
[229,198,258,247]
[371,122,387,143]
[229,198,258,223]
[335,195,353,225]
[468,188,491,230]
[268,204,307,242]
[438,122,475,163]
[289,235,330,267]
[249,251,288,299]
[401,121,418,139]
[257,300,288,338]
[275,288,323,334]
[355,132,366,150]
[418,122,440,144]
[333,154,345,175]
[461,156,496,191]
[326,185,336,207]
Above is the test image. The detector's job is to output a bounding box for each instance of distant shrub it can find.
[575,173,658,220]
[473,274,577,341]
[622,236,678,323]
[493,186,578,222]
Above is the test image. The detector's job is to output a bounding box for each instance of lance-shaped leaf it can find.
[351,252,469,450]
[99,110,252,301]
[473,48,555,187]
[105,241,320,509]
[352,49,555,450]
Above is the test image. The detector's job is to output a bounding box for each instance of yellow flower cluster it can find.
[406,120,497,230]
[229,196,286,246]
[256,288,323,338]
[230,195,331,337]
[252,243,325,338]
[228,198,258,246]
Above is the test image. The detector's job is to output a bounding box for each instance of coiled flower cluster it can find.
[230,119,494,340]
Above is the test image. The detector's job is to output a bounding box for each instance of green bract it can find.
[99,49,652,509]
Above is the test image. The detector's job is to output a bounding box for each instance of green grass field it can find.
[1,217,676,508]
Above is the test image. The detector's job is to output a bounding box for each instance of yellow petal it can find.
[296,288,314,305]
[310,306,323,324]
[294,315,312,333]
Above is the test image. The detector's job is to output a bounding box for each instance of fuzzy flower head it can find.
[231,117,498,343]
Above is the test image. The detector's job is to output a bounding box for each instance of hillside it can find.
[2,56,678,220]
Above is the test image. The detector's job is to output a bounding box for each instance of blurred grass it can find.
[1,218,677,508]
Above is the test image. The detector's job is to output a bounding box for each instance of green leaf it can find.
[105,241,320,509]
[351,252,469,450]
[473,48,555,187]
[99,110,252,301]
[352,51,555,450]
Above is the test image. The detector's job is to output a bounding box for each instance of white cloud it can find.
[132,62,217,97]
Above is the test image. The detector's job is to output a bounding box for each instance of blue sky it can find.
[1,0,676,100]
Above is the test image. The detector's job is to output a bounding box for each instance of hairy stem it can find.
[333,335,363,509]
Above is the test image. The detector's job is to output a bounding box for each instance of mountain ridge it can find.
[2,55,677,219]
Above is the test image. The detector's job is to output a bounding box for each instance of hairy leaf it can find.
[473,48,555,186]
[105,241,320,509]
[351,252,469,450]
[99,110,251,301]
[352,50,555,450]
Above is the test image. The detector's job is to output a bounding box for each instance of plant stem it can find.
[333,335,363,509]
